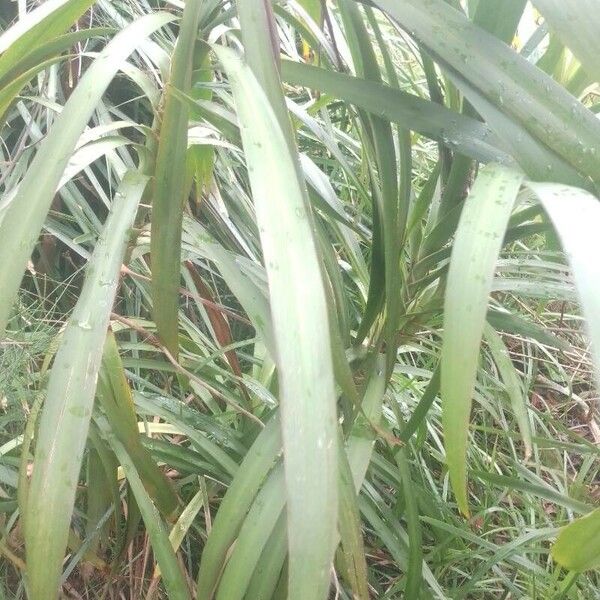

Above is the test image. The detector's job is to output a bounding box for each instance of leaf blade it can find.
[442,164,523,515]
[0,12,173,336]
[216,42,339,600]
[24,171,148,600]
[150,0,203,357]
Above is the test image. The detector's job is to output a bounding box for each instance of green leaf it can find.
[442,164,524,515]
[399,366,440,443]
[24,171,148,600]
[395,449,422,598]
[472,0,527,44]
[346,354,387,487]
[196,414,281,599]
[97,330,179,518]
[96,418,191,599]
[532,0,600,83]
[486,310,571,351]
[298,0,321,25]
[337,446,369,600]
[370,0,600,183]
[84,448,112,556]
[526,182,600,392]
[0,0,95,72]
[244,514,288,600]
[473,470,591,514]
[133,391,240,479]
[151,488,204,584]
[215,465,286,600]
[151,0,203,357]
[0,28,113,122]
[0,12,173,337]
[552,508,600,572]
[483,323,532,459]
[216,40,338,599]
[338,0,402,371]
[281,60,512,165]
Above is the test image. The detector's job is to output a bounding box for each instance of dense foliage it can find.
[1,0,600,598]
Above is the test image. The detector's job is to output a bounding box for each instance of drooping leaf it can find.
[281,60,512,165]
[442,164,524,515]
[0,12,173,336]
[370,0,600,183]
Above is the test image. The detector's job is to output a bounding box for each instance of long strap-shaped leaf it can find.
[338,447,369,600]
[369,0,600,183]
[442,164,524,516]
[346,355,387,488]
[97,331,179,518]
[244,512,288,599]
[483,323,533,460]
[215,465,286,600]
[196,414,281,599]
[0,27,113,88]
[338,1,401,370]
[0,28,114,122]
[0,12,173,336]
[23,171,148,600]
[281,60,511,165]
[216,41,339,599]
[443,166,600,518]
[0,0,93,60]
[95,417,191,600]
[526,182,600,390]
[552,507,600,572]
[150,0,202,357]
[532,1,600,84]
[524,181,600,573]
[472,0,527,45]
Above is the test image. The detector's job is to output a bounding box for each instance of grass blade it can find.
[338,447,369,600]
[338,0,401,370]
[483,323,533,459]
[149,488,204,590]
[215,465,286,600]
[196,414,281,599]
[0,28,113,121]
[0,0,94,61]
[244,513,288,600]
[473,470,591,514]
[371,0,600,182]
[526,182,600,387]
[346,354,387,488]
[97,330,179,517]
[281,60,511,165]
[395,449,422,598]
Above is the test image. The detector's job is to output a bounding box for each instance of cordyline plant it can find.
[1,0,600,598]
